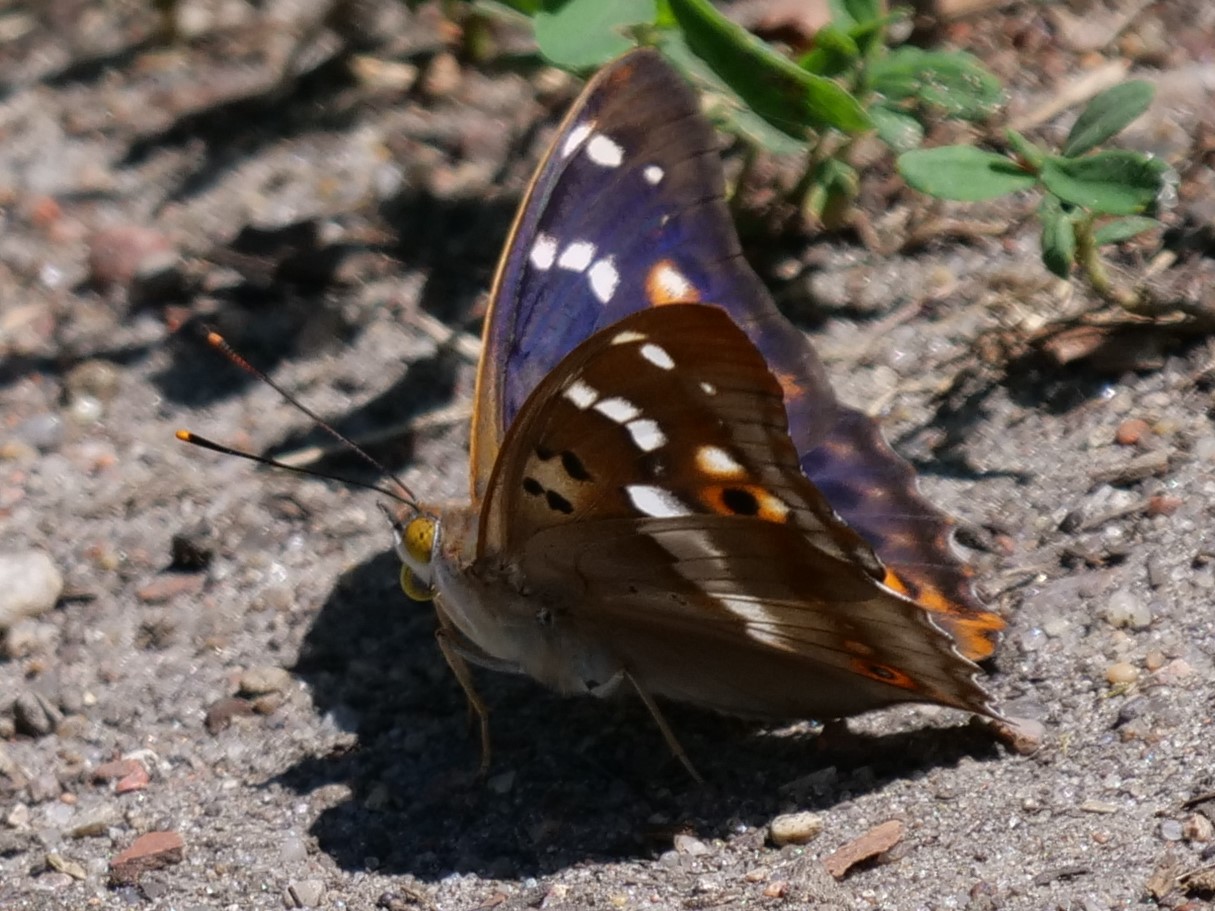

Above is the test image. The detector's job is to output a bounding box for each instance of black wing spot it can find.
[522,477,543,496]
[545,490,574,514]
[535,444,555,461]
[721,487,760,516]
[640,451,667,477]
[561,450,592,481]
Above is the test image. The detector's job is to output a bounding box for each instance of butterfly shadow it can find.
[276,549,1006,881]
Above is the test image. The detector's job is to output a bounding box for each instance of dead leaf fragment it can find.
[822,819,905,880]
[1146,852,1184,901]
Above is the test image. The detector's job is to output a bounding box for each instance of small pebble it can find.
[204,697,256,735]
[287,878,326,908]
[769,811,824,846]
[46,853,87,880]
[1114,418,1150,446]
[1146,495,1182,517]
[763,881,790,898]
[280,836,310,864]
[420,52,461,99]
[673,833,711,856]
[1160,819,1184,841]
[1106,662,1139,685]
[3,619,57,659]
[13,691,62,737]
[88,225,176,290]
[93,758,145,784]
[64,360,120,402]
[0,551,64,630]
[1154,658,1194,685]
[1103,590,1152,630]
[13,414,64,451]
[1183,814,1214,843]
[1193,434,1215,461]
[68,807,120,838]
[27,770,61,803]
[115,765,151,794]
[66,394,103,424]
[238,666,292,696]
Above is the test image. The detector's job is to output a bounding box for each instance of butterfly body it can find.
[393,50,1004,770]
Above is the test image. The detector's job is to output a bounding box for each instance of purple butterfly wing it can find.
[472,48,1002,660]
[472,49,831,495]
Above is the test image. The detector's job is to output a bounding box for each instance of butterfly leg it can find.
[625,672,703,784]
[433,616,492,775]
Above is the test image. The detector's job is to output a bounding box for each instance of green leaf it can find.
[476,0,541,16]
[829,0,883,28]
[870,104,923,152]
[534,0,655,68]
[1062,80,1155,158]
[1093,216,1160,245]
[659,32,804,154]
[667,0,871,137]
[898,146,1037,201]
[1004,128,1045,170]
[799,24,860,77]
[868,47,1004,121]
[1039,196,1076,278]
[1039,151,1167,215]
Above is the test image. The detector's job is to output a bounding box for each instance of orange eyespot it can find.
[645,260,700,306]
[850,659,917,691]
[772,369,808,403]
[701,483,790,523]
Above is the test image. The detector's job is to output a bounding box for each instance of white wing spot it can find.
[586,133,624,168]
[715,595,789,650]
[561,121,593,158]
[610,330,646,345]
[563,379,598,409]
[643,165,664,185]
[639,342,674,370]
[699,381,717,396]
[626,418,666,452]
[696,445,744,478]
[529,233,557,270]
[588,257,619,304]
[557,240,596,272]
[593,396,640,424]
[626,485,691,518]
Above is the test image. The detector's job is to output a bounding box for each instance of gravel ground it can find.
[2,2,1215,910]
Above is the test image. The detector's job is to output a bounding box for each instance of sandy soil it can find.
[2,2,1215,909]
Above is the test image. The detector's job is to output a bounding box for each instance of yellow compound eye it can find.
[402,516,436,567]
[400,565,436,602]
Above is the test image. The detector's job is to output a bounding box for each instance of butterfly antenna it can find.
[177,328,420,510]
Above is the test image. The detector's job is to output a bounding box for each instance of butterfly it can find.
[392,48,1005,776]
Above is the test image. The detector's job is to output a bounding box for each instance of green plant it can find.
[474,0,1178,321]
[899,81,1172,317]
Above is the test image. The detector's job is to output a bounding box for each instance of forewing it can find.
[472,49,833,498]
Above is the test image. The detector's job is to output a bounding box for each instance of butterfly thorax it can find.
[418,504,627,698]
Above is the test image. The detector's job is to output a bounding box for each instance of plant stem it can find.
[1074,214,1137,309]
